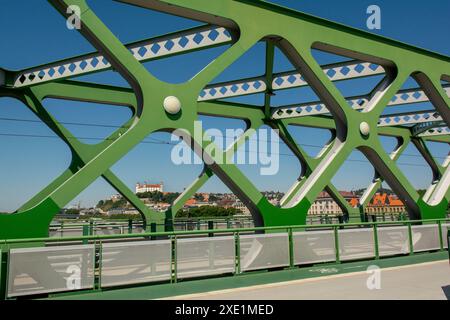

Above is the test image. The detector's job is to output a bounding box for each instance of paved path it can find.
[163,260,450,300]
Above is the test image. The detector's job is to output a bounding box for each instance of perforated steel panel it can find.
[51,227,83,238]
[216,222,228,230]
[177,236,235,279]
[94,226,122,235]
[411,224,441,252]
[131,227,144,233]
[240,233,289,272]
[442,223,450,249]
[377,226,410,257]
[101,240,172,288]
[8,245,95,297]
[293,230,336,265]
[338,228,375,261]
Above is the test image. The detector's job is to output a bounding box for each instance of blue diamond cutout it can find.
[38,70,45,79]
[369,64,379,71]
[209,88,217,96]
[340,66,350,75]
[242,83,250,91]
[208,29,219,41]
[220,87,227,95]
[91,57,99,67]
[178,36,189,48]
[391,95,398,102]
[315,105,323,111]
[354,64,365,73]
[384,118,391,123]
[413,115,420,120]
[305,106,313,113]
[193,33,204,44]
[274,77,284,86]
[58,66,66,74]
[68,63,76,72]
[102,58,109,65]
[223,29,231,38]
[48,68,55,77]
[151,43,161,54]
[287,75,296,84]
[394,117,401,123]
[164,40,174,51]
[401,93,409,100]
[138,46,148,57]
[79,61,88,70]
[413,91,422,99]
[199,90,206,98]
[326,69,336,78]
[253,81,262,89]
[403,116,410,121]
[231,85,239,93]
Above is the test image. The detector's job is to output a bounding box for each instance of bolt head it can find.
[163,96,181,114]
[360,122,370,136]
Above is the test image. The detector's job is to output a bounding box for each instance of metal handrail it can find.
[2,218,449,246]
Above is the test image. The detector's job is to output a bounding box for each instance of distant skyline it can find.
[0,0,449,211]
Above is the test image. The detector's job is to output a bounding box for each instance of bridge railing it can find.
[48,217,256,237]
[0,218,449,299]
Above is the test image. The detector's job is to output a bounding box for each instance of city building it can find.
[135,182,164,193]
[232,199,250,215]
[365,193,406,214]
[110,194,122,202]
[308,191,359,215]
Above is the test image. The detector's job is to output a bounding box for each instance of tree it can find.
[65,208,80,215]
[194,193,205,202]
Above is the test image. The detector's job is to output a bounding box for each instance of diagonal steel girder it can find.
[272,85,450,120]
[418,126,450,138]
[11,25,234,88]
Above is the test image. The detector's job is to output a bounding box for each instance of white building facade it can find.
[135,182,164,193]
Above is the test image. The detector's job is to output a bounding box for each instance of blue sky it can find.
[0,0,449,211]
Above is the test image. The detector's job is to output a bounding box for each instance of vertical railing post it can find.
[334,226,340,264]
[0,249,9,300]
[128,218,133,234]
[437,220,444,251]
[407,222,414,255]
[208,220,214,237]
[89,220,94,236]
[150,223,157,240]
[288,228,294,268]
[373,223,379,260]
[60,221,64,237]
[235,232,241,275]
[94,240,103,290]
[82,224,89,245]
[172,236,178,283]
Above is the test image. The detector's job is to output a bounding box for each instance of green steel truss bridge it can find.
[1,0,450,240]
